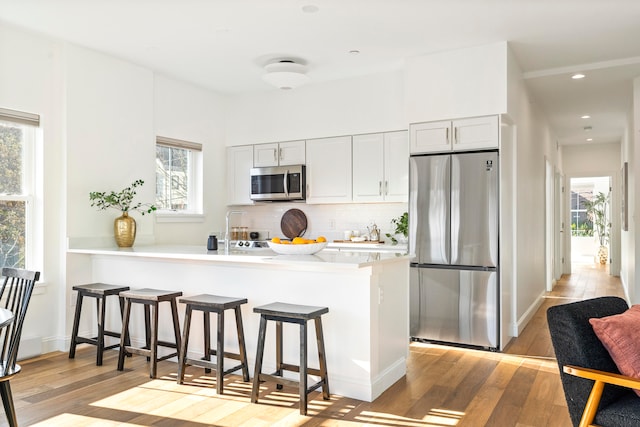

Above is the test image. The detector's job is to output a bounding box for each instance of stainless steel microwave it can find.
[250,165,306,201]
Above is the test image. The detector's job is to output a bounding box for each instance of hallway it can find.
[504,261,626,358]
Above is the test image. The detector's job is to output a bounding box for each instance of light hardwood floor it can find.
[3,263,625,427]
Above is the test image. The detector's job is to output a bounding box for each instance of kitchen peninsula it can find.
[67,244,411,402]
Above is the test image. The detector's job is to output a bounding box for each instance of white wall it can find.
[405,42,508,123]
[226,71,406,145]
[153,75,229,244]
[0,23,66,356]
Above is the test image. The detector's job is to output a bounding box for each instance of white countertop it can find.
[67,244,410,269]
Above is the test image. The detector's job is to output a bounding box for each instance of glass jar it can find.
[231,226,240,240]
[240,226,249,240]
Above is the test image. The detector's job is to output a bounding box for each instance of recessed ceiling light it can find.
[586,138,593,142]
[581,115,591,119]
[572,73,586,79]
[301,4,319,13]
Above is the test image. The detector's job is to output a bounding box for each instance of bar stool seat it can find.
[117,288,182,378]
[177,294,250,394]
[251,302,330,415]
[68,283,130,366]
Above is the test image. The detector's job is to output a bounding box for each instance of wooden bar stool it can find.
[68,283,130,366]
[177,294,250,394]
[251,302,330,415]
[117,288,182,378]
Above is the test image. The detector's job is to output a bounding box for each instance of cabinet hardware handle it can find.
[273,149,277,162]
[279,147,283,161]
[379,181,382,196]
[446,127,449,144]
[385,181,389,195]
[454,127,458,144]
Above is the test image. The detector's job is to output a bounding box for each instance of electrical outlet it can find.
[329,219,336,229]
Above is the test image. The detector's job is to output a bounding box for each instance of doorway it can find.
[569,176,611,266]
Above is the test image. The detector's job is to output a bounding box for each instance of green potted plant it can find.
[89,179,157,247]
[584,191,610,264]
[385,212,408,245]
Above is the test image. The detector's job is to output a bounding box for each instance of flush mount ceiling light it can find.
[262,59,310,90]
[581,115,591,119]
[571,73,586,79]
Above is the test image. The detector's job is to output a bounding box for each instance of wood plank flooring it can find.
[2,263,625,426]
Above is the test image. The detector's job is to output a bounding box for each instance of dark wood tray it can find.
[280,208,307,239]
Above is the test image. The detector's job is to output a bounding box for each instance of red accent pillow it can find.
[590,305,640,397]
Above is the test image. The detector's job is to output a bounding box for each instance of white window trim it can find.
[155,136,204,220]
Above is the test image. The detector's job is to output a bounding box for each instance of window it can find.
[0,108,39,269]
[155,136,203,218]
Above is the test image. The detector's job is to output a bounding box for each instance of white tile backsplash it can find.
[227,202,407,242]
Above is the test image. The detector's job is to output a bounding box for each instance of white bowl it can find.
[268,241,327,255]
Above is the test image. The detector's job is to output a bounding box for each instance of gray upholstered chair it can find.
[547,296,640,427]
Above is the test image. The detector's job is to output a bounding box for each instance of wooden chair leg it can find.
[177,305,193,384]
[216,310,224,394]
[97,296,106,366]
[275,320,283,389]
[251,315,268,403]
[234,306,250,382]
[149,303,159,379]
[68,292,84,359]
[0,380,17,427]
[314,317,330,399]
[117,298,132,371]
[579,380,605,427]
[299,322,308,415]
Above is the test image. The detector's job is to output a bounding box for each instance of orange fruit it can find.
[292,237,306,244]
[271,237,281,243]
[316,236,327,243]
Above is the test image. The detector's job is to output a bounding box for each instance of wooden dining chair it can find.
[0,267,40,427]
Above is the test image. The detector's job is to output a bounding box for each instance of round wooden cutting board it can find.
[280,208,307,239]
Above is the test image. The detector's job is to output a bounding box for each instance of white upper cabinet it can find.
[226,145,254,205]
[353,131,408,202]
[306,136,352,204]
[253,140,305,167]
[410,115,498,154]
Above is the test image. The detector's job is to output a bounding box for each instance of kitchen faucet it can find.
[225,210,246,253]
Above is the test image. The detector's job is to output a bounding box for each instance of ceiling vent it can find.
[262,59,310,90]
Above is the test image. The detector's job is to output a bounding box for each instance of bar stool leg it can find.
[216,310,225,394]
[119,295,131,349]
[251,315,268,403]
[69,292,84,359]
[315,317,330,399]
[96,296,107,366]
[149,303,159,379]
[177,305,193,384]
[299,321,308,415]
[144,305,152,361]
[117,298,132,371]
[234,306,250,382]
[170,298,182,353]
[275,320,283,389]
[203,311,212,373]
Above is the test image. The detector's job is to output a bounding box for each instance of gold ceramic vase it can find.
[598,245,608,265]
[114,212,136,248]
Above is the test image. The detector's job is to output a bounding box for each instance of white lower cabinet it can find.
[353,130,408,202]
[306,136,352,203]
[226,145,253,205]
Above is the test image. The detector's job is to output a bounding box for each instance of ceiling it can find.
[2,0,640,146]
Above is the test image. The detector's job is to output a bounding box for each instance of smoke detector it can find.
[262,59,310,90]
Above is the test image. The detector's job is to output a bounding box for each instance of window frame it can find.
[0,108,40,270]
[155,136,204,223]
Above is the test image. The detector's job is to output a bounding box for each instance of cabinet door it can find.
[452,115,499,151]
[279,140,305,165]
[253,143,279,167]
[352,133,384,202]
[306,136,352,203]
[384,130,409,202]
[226,146,254,205]
[410,120,451,154]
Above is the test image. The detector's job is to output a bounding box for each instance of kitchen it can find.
[3,19,548,382]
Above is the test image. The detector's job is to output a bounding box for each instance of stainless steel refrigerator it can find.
[409,150,499,350]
